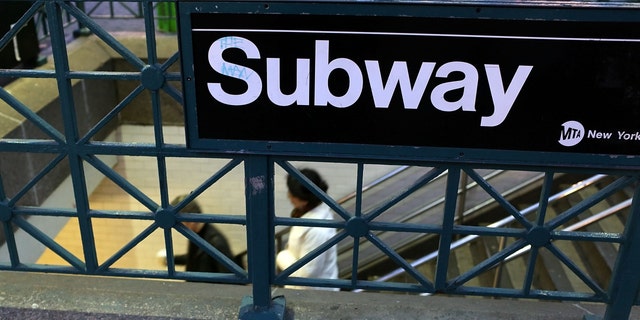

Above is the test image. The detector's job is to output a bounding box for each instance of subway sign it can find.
[179,3,640,162]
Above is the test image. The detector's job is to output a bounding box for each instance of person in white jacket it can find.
[276,168,339,291]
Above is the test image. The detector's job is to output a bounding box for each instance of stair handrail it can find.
[502,196,632,262]
[360,174,610,287]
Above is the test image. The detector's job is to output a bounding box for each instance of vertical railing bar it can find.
[163,227,177,277]
[603,182,640,320]
[146,0,169,213]
[521,173,556,295]
[0,174,6,201]
[434,167,460,291]
[350,237,360,286]
[143,1,158,65]
[355,163,364,218]
[0,173,20,267]
[153,100,169,209]
[520,172,554,294]
[536,172,555,226]
[455,171,468,229]
[522,246,539,295]
[241,156,285,319]
[2,221,20,267]
[109,0,116,17]
[348,163,365,286]
[355,162,364,217]
[46,0,99,272]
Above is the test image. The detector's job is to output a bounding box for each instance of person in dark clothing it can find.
[166,194,235,273]
[174,220,233,273]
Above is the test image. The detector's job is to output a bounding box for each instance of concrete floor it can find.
[1,271,634,320]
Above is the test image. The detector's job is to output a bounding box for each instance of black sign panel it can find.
[182,7,640,159]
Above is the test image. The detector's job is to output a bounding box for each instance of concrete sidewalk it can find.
[0,271,635,320]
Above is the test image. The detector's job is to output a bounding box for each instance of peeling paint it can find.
[249,175,266,195]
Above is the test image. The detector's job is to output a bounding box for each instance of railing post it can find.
[602,183,640,320]
[45,0,98,272]
[434,167,461,292]
[239,156,285,320]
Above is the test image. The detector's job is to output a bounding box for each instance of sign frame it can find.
[178,1,640,169]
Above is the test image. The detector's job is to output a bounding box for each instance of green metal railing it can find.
[1,1,639,319]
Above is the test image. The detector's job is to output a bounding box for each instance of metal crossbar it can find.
[1,1,640,320]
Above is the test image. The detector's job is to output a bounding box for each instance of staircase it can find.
[372,173,634,296]
[337,167,550,280]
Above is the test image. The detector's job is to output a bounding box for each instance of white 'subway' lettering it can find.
[207,36,533,127]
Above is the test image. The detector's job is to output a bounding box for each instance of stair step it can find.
[501,238,529,290]
[338,169,545,279]
[452,242,482,287]
[355,173,632,295]
[481,236,529,289]
[538,194,610,293]
[575,188,626,234]
[469,240,494,287]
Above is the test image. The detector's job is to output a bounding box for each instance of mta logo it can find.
[559,121,584,147]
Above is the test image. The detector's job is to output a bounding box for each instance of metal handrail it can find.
[502,197,632,263]
[271,167,543,279]
[335,165,411,205]
[273,167,539,265]
[363,174,610,287]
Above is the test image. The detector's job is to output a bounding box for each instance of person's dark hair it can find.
[287,168,328,216]
[171,194,202,213]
